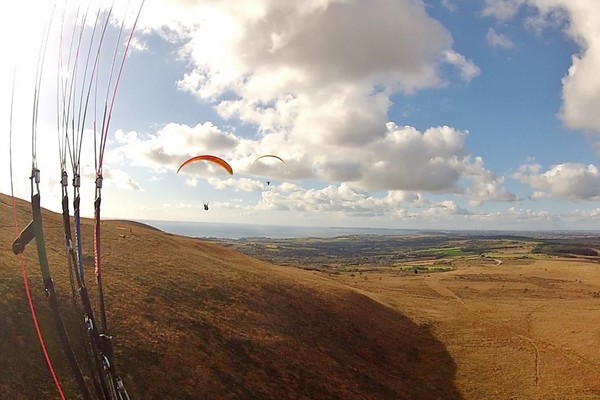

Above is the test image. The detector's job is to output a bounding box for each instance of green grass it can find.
[412,247,465,258]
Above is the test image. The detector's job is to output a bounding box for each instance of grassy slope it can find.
[0,193,462,399]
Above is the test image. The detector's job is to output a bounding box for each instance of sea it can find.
[135,220,600,240]
[137,220,421,239]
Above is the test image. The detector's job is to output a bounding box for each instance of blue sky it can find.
[3,0,600,230]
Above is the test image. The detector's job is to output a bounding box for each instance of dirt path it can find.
[425,278,468,308]
[425,276,543,387]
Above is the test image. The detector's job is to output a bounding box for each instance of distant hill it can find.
[0,193,462,399]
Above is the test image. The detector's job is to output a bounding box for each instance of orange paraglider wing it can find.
[177,155,233,175]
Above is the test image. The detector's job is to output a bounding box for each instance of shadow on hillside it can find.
[120,278,464,400]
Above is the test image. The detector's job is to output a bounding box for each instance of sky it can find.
[3,0,600,231]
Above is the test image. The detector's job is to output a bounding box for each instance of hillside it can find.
[0,193,461,399]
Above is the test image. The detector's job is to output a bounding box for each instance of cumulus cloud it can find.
[505,206,554,221]
[482,1,600,134]
[102,167,143,191]
[464,157,517,206]
[513,162,600,200]
[419,200,472,218]
[208,177,265,192]
[442,50,481,82]
[137,0,481,152]
[442,0,457,13]
[168,0,459,99]
[113,122,241,172]
[482,0,526,20]
[255,182,427,218]
[486,28,516,49]
[522,1,600,134]
[355,124,468,191]
[114,120,516,207]
[185,178,198,187]
[116,117,515,205]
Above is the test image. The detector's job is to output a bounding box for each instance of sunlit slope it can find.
[0,193,461,399]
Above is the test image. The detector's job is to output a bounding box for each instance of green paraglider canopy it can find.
[253,154,285,165]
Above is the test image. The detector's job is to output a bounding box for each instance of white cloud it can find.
[185,178,198,187]
[513,162,600,200]
[169,0,458,99]
[112,122,241,171]
[113,121,517,207]
[486,28,516,49]
[442,0,457,13]
[129,36,149,53]
[419,200,472,218]
[207,177,264,192]
[464,157,517,206]
[482,0,526,20]
[354,124,470,193]
[102,167,143,191]
[483,1,600,134]
[138,0,480,154]
[522,1,600,134]
[442,50,481,82]
[255,182,427,218]
[505,206,554,221]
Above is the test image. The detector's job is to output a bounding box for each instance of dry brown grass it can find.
[4,192,600,399]
[0,194,461,399]
[330,257,600,399]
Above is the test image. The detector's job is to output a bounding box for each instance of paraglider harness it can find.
[9,1,144,398]
[12,169,91,400]
[13,170,130,400]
